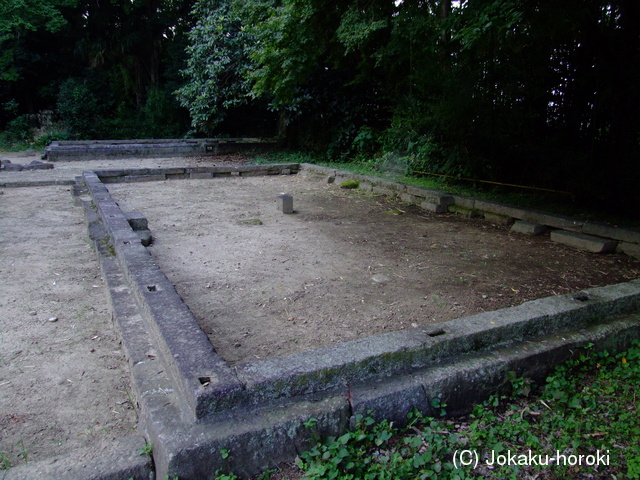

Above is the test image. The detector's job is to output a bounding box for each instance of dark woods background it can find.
[2,0,639,213]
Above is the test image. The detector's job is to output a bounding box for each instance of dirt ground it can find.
[1,150,639,471]
[0,184,138,468]
[107,170,640,366]
[0,151,239,469]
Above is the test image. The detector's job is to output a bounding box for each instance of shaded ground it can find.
[108,171,640,365]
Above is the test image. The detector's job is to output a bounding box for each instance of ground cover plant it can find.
[213,341,640,480]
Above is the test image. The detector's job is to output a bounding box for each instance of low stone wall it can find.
[0,159,53,171]
[76,163,640,478]
[44,138,277,161]
[300,164,640,259]
[93,163,299,183]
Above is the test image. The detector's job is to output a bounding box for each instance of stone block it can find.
[157,168,186,175]
[359,182,374,192]
[550,230,617,253]
[24,160,54,170]
[100,176,124,183]
[484,212,515,226]
[405,186,454,207]
[521,211,583,232]
[277,194,294,214]
[350,377,427,428]
[583,222,640,244]
[166,173,189,180]
[400,192,420,204]
[124,212,148,231]
[190,172,213,179]
[510,220,547,236]
[475,199,523,219]
[3,163,23,171]
[124,174,166,182]
[451,194,475,209]
[617,242,640,260]
[186,167,213,174]
[371,185,397,197]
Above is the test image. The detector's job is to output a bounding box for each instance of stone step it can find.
[484,212,515,226]
[510,220,547,236]
[617,242,640,260]
[550,230,617,253]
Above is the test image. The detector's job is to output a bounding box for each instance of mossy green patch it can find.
[339,180,360,189]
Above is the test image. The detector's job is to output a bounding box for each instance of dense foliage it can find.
[178,0,640,210]
[0,0,194,141]
[2,0,639,210]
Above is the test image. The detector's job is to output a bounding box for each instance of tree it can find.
[176,0,254,134]
[0,0,77,127]
[1,0,194,137]
[0,0,74,82]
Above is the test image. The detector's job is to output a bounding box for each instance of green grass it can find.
[213,342,640,480]
[0,451,11,470]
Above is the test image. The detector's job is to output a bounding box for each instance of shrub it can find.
[56,78,102,139]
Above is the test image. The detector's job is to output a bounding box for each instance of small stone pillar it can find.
[277,194,294,214]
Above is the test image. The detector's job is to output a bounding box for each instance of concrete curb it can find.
[77,164,640,478]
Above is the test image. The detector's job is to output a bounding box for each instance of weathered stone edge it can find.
[83,171,245,420]
[149,314,640,479]
[93,164,299,182]
[234,281,640,403]
[77,169,640,479]
[0,179,75,188]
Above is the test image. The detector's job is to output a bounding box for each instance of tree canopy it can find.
[1,0,194,138]
[2,0,639,210]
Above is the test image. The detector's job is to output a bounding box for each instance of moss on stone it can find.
[339,180,360,189]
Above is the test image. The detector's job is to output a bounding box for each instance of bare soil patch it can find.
[0,151,254,470]
[0,186,137,468]
[107,172,640,365]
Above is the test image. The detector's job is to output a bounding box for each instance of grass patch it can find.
[0,451,11,470]
[251,151,322,165]
[214,342,640,479]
